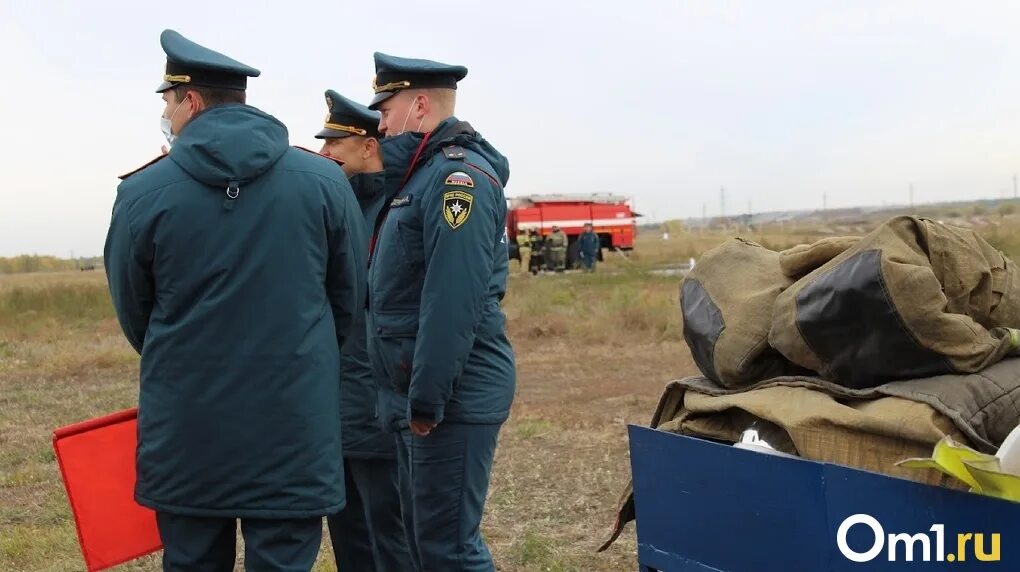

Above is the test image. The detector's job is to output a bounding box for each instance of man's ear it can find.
[415,93,431,120]
[186,89,206,114]
[364,137,379,159]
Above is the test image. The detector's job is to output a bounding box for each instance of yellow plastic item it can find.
[962,457,1020,502]
[897,436,1020,502]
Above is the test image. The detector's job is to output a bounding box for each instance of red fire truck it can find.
[506,194,639,267]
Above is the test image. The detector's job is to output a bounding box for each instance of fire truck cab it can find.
[506,193,639,267]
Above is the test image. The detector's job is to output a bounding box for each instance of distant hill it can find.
[643,197,1020,233]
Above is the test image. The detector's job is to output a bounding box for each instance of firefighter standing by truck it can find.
[516,229,531,274]
[545,225,568,272]
[528,230,544,274]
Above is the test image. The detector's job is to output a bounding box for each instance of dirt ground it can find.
[486,337,693,571]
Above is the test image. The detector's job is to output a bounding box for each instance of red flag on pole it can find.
[53,408,162,571]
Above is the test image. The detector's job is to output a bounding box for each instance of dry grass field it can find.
[2,217,1019,571]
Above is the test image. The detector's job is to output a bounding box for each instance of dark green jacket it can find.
[104,104,366,518]
[340,172,395,457]
[579,230,600,257]
[367,118,516,425]
[370,141,420,432]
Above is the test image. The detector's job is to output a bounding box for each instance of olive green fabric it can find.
[771,216,1020,388]
[659,386,967,487]
[779,236,860,278]
[680,238,806,389]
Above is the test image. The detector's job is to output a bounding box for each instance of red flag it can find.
[53,408,162,571]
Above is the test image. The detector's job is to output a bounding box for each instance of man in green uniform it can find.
[104,30,366,571]
[365,52,515,571]
[315,89,414,572]
[546,225,568,272]
[515,228,531,275]
[529,229,545,274]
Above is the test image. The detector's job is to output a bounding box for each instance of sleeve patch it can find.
[443,190,473,229]
[444,171,474,188]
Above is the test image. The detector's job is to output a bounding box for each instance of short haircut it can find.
[170,84,246,107]
[411,88,456,116]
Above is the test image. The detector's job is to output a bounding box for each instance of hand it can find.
[410,419,437,437]
[160,145,170,155]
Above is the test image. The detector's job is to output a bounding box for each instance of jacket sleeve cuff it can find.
[408,400,445,424]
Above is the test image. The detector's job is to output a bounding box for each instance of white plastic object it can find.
[995,423,1020,476]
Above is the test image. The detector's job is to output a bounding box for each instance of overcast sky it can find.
[2,1,1019,256]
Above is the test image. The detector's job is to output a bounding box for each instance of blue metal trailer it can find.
[629,425,1020,571]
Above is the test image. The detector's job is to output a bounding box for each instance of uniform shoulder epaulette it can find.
[442,145,467,160]
[294,145,345,168]
[118,154,169,180]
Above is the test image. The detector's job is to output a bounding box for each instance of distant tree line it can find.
[0,256,103,274]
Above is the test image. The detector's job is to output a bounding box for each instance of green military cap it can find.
[368,52,468,110]
[155,29,261,93]
[315,90,381,139]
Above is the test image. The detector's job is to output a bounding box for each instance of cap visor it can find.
[293,146,345,167]
[314,128,354,139]
[155,81,175,93]
[368,91,396,110]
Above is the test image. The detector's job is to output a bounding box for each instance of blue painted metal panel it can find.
[629,425,1020,571]
[823,462,1019,571]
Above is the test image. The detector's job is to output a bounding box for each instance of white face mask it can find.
[160,96,188,147]
[398,97,426,136]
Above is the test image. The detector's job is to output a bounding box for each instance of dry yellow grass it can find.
[4,218,1018,570]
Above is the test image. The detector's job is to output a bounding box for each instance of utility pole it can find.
[701,202,707,234]
[720,187,726,231]
[823,192,828,212]
[909,184,914,210]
